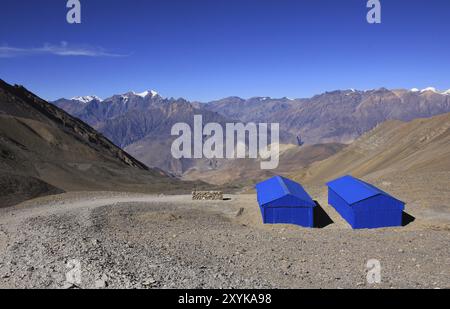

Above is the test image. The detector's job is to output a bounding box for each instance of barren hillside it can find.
[0,80,201,207]
[183,143,346,186]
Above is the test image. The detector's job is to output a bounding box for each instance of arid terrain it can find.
[2,0,450,292]
[182,143,346,185]
[0,192,449,289]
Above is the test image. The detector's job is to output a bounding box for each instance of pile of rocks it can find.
[192,191,224,201]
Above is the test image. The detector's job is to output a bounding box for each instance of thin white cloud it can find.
[0,42,128,58]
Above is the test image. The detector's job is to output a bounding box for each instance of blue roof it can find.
[327,175,404,205]
[256,176,315,207]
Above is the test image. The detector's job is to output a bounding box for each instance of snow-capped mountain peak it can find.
[410,88,420,92]
[417,87,450,95]
[71,95,102,103]
[420,87,438,93]
[102,90,160,103]
[133,90,159,98]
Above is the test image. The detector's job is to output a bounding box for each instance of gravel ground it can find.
[0,192,449,289]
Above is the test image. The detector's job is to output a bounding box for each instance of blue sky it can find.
[1,0,449,101]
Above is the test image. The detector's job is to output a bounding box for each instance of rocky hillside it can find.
[294,112,450,184]
[0,80,196,207]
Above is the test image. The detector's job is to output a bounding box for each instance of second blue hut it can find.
[327,175,405,229]
[256,176,316,228]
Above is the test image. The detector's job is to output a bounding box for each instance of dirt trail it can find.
[0,194,185,223]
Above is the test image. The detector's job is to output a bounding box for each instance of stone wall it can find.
[192,191,224,201]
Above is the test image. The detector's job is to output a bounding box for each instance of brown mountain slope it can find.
[292,113,450,224]
[182,143,346,186]
[294,113,450,184]
[0,80,197,207]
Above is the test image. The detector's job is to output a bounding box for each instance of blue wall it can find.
[263,207,314,228]
[328,188,404,229]
[352,195,404,229]
[328,188,355,227]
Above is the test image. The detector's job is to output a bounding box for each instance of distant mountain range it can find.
[52,87,450,175]
[200,88,450,144]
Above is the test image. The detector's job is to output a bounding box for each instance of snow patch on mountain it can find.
[71,96,102,103]
[133,90,159,98]
[418,87,450,95]
[420,87,440,93]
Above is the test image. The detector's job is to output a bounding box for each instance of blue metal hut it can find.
[256,176,316,228]
[327,175,405,229]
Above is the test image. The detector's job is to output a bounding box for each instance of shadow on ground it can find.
[402,211,416,226]
[314,201,334,228]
